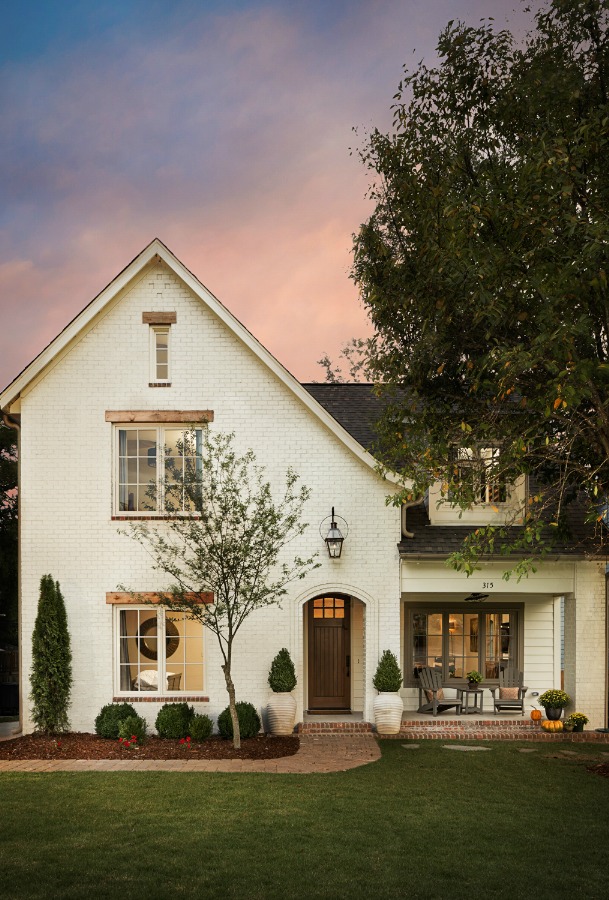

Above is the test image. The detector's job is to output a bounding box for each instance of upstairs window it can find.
[451,447,507,505]
[150,326,170,384]
[116,426,204,515]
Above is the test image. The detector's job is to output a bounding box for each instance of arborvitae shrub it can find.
[155,702,195,739]
[30,575,72,733]
[217,702,261,740]
[372,650,403,692]
[95,703,138,739]
[189,713,214,742]
[117,714,148,744]
[268,648,297,692]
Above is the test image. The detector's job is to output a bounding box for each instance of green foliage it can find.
[189,713,214,742]
[94,703,138,739]
[217,701,261,740]
[538,689,570,709]
[0,422,18,645]
[30,575,72,734]
[155,702,195,739]
[352,1,609,573]
[268,648,297,692]
[117,714,147,744]
[373,650,403,692]
[122,430,319,749]
[466,670,483,684]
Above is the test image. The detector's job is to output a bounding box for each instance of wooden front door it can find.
[308,595,350,710]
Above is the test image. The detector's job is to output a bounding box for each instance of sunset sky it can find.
[0,0,536,389]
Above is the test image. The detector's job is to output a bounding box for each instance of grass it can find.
[1,740,608,899]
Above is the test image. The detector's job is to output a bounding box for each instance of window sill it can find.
[112,514,201,521]
[149,382,172,387]
[114,695,210,703]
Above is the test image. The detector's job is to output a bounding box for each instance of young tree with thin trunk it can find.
[124,431,318,749]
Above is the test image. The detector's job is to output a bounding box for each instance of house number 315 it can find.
[483,582,494,589]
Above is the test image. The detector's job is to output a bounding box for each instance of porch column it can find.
[563,561,607,729]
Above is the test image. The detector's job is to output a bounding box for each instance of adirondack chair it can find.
[489,667,527,715]
[417,667,463,716]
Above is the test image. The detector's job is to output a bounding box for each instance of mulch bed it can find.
[0,732,299,761]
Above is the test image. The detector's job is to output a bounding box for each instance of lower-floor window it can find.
[117,608,204,693]
[405,604,523,686]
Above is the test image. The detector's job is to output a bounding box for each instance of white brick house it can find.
[1,239,607,732]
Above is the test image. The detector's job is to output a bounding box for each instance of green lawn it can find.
[1,741,608,899]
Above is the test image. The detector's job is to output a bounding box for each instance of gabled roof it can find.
[0,239,394,481]
[301,383,384,452]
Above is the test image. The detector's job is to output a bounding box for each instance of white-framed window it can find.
[115,425,204,515]
[116,607,204,694]
[150,326,170,383]
[451,447,507,504]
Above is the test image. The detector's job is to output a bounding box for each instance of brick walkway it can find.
[0,733,381,774]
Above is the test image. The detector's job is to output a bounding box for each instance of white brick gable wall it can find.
[17,259,400,732]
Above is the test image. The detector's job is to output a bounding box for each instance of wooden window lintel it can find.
[105,410,214,423]
[142,312,177,324]
[106,591,214,605]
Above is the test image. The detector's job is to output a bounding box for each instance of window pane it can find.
[484,613,512,678]
[412,613,444,679]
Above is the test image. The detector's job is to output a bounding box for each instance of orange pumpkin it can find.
[530,709,542,722]
[542,720,563,732]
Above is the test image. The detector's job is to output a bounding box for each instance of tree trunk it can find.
[222,661,241,750]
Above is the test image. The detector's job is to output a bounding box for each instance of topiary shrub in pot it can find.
[155,702,195,739]
[267,648,297,735]
[95,703,138,739]
[217,701,261,740]
[372,650,404,735]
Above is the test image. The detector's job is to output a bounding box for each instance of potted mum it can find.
[266,648,297,735]
[538,689,570,720]
[372,650,404,735]
[466,670,483,689]
[564,712,588,733]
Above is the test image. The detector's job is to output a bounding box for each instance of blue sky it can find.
[0,0,537,388]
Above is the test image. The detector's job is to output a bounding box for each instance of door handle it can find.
[346,655,350,677]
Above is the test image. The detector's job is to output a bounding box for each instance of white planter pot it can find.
[267,692,297,735]
[373,692,404,735]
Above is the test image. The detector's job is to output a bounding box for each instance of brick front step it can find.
[297,719,609,741]
[297,721,374,734]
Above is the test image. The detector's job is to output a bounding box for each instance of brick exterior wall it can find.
[17,260,400,733]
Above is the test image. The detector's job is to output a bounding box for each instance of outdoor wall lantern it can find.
[320,507,348,559]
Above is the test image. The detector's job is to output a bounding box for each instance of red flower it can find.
[180,738,185,744]
[186,736,191,742]
[118,737,123,743]
[131,735,137,741]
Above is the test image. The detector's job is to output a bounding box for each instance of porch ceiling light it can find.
[321,507,348,559]
[463,592,489,602]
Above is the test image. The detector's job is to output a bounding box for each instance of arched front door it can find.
[308,595,350,711]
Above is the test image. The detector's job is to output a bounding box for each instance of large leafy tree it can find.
[352,0,609,574]
[0,422,18,644]
[124,431,318,749]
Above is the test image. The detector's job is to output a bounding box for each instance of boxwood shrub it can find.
[217,702,261,740]
[189,713,214,742]
[117,714,147,744]
[94,703,138,739]
[155,702,195,739]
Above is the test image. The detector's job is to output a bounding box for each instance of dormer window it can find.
[142,312,176,387]
[452,447,507,505]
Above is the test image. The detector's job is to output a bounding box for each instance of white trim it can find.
[0,238,397,482]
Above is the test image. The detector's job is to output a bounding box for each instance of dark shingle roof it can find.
[301,383,383,452]
[398,500,606,559]
[301,383,606,559]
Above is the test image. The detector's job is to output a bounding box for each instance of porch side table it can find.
[459,687,484,714]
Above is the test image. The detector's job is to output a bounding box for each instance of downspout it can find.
[2,411,21,736]
[401,498,424,539]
